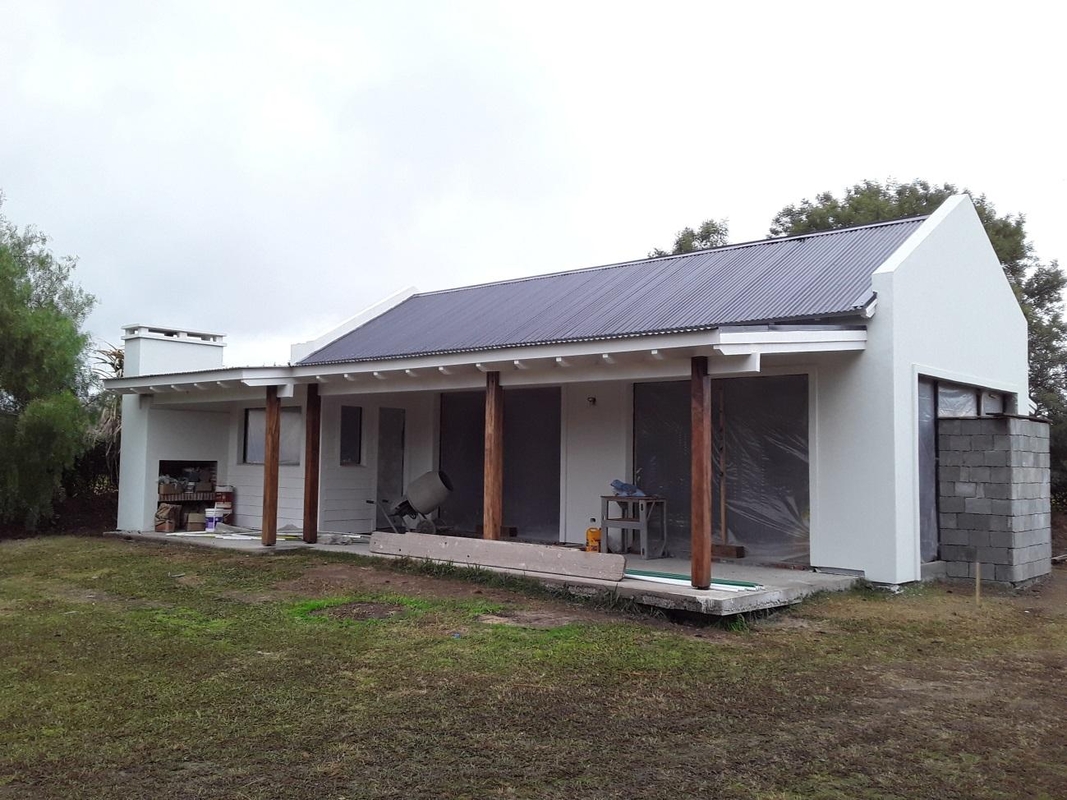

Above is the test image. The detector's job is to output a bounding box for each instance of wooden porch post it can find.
[483,370,504,540]
[691,356,712,589]
[261,385,280,547]
[302,383,321,543]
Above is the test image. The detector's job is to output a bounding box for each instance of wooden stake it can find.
[691,357,712,590]
[261,385,280,547]
[302,383,321,543]
[483,371,504,540]
[975,560,981,606]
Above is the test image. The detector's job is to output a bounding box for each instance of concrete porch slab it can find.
[105,530,858,616]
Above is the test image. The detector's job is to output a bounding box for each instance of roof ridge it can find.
[414,214,930,298]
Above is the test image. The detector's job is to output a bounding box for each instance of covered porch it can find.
[110,324,866,590]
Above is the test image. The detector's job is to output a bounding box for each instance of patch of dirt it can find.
[1007,562,1067,616]
[753,615,841,634]
[276,563,524,603]
[476,610,586,629]
[310,601,404,621]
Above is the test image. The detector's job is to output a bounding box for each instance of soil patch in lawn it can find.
[277,563,527,604]
[476,609,585,629]
[309,601,404,621]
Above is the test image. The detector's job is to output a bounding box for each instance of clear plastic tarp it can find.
[937,382,978,417]
[438,388,561,541]
[634,375,810,564]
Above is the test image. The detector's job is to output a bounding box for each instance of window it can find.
[340,406,363,465]
[244,407,302,465]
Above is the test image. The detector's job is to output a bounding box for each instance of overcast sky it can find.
[2,1,1063,367]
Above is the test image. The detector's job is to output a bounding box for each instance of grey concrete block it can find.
[986,515,1013,532]
[977,546,1010,564]
[941,544,976,562]
[1010,542,1052,565]
[1018,451,1037,467]
[939,419,962,436]
[957,513,991,531]
[939,513,958,530]
[990,467,1013,483]
[946,561,971,578]
[971,434,993,450]
[939,496,966,513]
[955,481,978,498]
[972,562,1000,579]
[942,450,964,466]
[964,497,992,514]
[996,559,1051,584]
[964,530,991,547]
[987,530,1018,549]
[989,499,1013,516]
[940,466,963,482]
[993,434,1012,450]
[965,451,989,467]
[968,466,992,483]
[983,451,1009,467]
[983,483,1011,500]
[940,528,973,546]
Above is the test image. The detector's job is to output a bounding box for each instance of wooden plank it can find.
[370,532,626,581]
[261,385,280,546]
[302,383,321,543]
[482,370,504,540]
[691,356,712,589]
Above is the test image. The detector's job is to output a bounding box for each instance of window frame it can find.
[243,406,302,466]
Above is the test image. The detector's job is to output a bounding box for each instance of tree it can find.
[0,198,96,528]
[770,179,1067,495]
[650,218,729,257]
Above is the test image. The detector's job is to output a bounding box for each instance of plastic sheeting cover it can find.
[438,387,561,541]
[918,378,939,562]
[937,382,978,417]
[633,375,810,564]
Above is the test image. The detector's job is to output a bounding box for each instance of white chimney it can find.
[121,324,226,378]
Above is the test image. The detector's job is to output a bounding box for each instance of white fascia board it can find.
[104,366,293,394]
[713,328,866,356]
[105,325,856,395]
[289,286,418,363]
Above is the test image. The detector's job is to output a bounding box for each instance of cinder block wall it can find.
[938,417,1052,585]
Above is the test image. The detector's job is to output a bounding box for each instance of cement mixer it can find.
[373,470,453,534]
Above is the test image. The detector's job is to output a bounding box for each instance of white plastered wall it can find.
[116,397,231,530]
[812,196,1029,583]
[315,391,436,533]
[560,381,632,543]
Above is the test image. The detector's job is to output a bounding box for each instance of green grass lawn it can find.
[1,536,1066,800]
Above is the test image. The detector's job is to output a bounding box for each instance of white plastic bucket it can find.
[205,508,225,532]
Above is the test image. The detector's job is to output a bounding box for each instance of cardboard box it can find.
[158,484,181,496]
[194,481,214,492]
[186,512,206,532]
[155,520,176,533]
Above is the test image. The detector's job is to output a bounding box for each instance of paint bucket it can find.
[206,508,225,532]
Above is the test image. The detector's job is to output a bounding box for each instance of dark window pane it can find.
[340,406,363,466]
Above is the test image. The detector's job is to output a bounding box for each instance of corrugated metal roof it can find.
[300,217,926,365]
